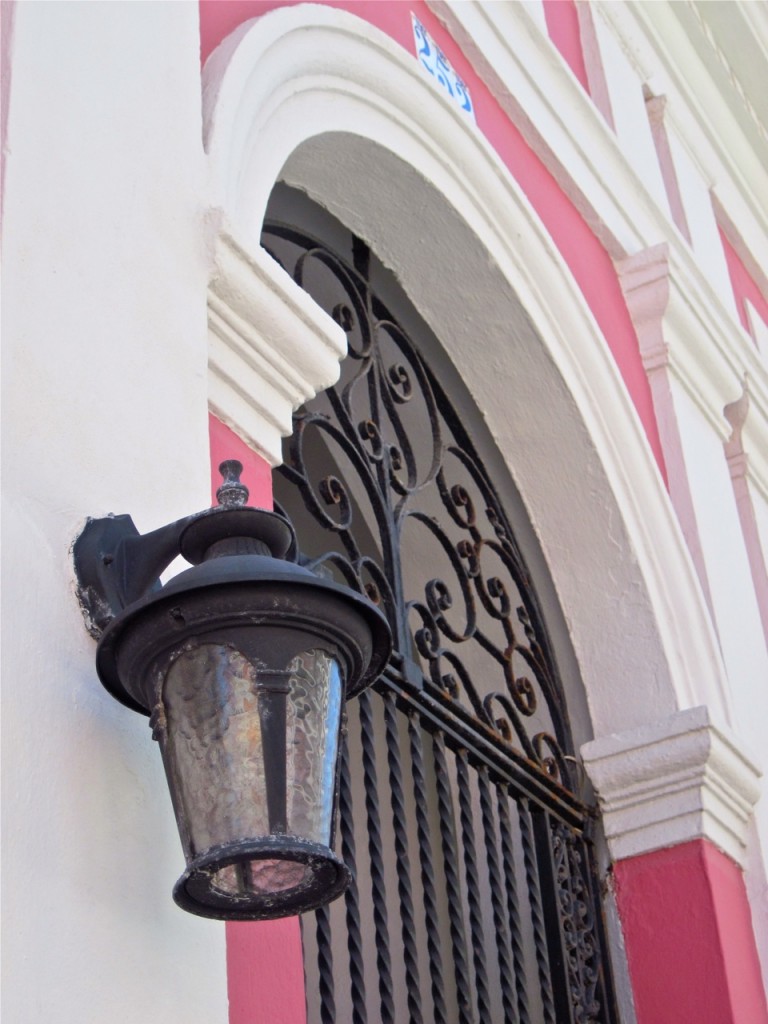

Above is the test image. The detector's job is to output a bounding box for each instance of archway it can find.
[202,4,728,743]
[201,7,740,1021]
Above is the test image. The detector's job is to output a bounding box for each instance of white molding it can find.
[207,228,347,466]
[597,1,768,265]
[427,0,768,490]
[581,706,762,867]
[426,0,658,258]
[745,299,768,359]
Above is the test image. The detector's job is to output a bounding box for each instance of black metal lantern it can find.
[74,461,391,920]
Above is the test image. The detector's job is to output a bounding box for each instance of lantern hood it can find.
[74,463,392,715]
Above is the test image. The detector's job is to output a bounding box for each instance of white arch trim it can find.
[202,4,733,750]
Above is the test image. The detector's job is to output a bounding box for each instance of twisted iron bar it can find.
[477,767,520,1024]
[496,785,533,1024]
[359,690,396,1024]
[314,903,336,1024]
[519,800,557,1024]
[338,727,368,1024]
[432,731,474,1024]
[383,690,424,1023]
[407,712,449,1024]
[455,750,493,1021]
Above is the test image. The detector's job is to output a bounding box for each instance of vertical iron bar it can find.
[315,903,336,1024]
[476,767,519,1024]
[353,234,411,656]
[496,785,532,1024]
[383,690,424,1023]
[432,731,474,1024]
[519,799,557,1024]
[359,689,396,1024]
[339,727,368,1024]
[455,750,492,1021]
[408,712,449,1024]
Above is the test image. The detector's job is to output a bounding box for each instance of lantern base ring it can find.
[173,836,351,921]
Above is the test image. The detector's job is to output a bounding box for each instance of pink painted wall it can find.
[209,414,273,506]
[719,226,768,341]
[225,919,307,1024]
[199,0,666,482]
[614,840,768,1024]
[542,0,590,92]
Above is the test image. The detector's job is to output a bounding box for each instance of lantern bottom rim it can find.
[173,836,351,921]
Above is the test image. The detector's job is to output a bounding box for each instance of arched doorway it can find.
[203,5,726,751]
[262,187,619,1024]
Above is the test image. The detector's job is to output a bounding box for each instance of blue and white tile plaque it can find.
[412,14,476,123]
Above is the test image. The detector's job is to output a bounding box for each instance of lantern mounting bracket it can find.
[74,513,196,639]
[73,460,296,639]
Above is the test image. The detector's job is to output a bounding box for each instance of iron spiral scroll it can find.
[263,219,618,1024]
[265,223,574,796]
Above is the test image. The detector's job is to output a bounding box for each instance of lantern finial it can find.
[216,459,249,507]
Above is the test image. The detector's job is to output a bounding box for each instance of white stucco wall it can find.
[3,0,767,1015]
[1,4,228,1021]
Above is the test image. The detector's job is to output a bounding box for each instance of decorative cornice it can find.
[581,706,762,867]
[207,227,347,466]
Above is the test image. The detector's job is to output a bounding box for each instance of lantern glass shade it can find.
[152,639,348,918]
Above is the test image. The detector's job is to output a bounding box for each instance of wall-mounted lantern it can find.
[74,461,391,921]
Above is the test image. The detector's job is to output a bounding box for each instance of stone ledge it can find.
[581,706,762,867]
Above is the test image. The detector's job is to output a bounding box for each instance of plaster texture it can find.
[1,4,227,1021]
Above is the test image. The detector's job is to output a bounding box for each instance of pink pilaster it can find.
[723,387,768,647]
[583,707,765,1024]
[616,245,713,611]
[615,841,768,1024]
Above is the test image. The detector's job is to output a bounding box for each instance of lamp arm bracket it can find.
[73,513,194,639]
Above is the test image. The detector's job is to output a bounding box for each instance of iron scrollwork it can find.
[264,223,576,792]
[552,822,603,1024]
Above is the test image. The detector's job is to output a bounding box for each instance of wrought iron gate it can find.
[262,216,618,1024]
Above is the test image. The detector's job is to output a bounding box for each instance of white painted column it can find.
[616,244,712,609]
[724,383,768,648]
[1,4,228,1022]
[663,120,736,313]
[615,241,768,980]
[590,5,668,211]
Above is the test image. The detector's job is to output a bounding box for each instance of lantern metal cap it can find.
[74,459,392,713]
